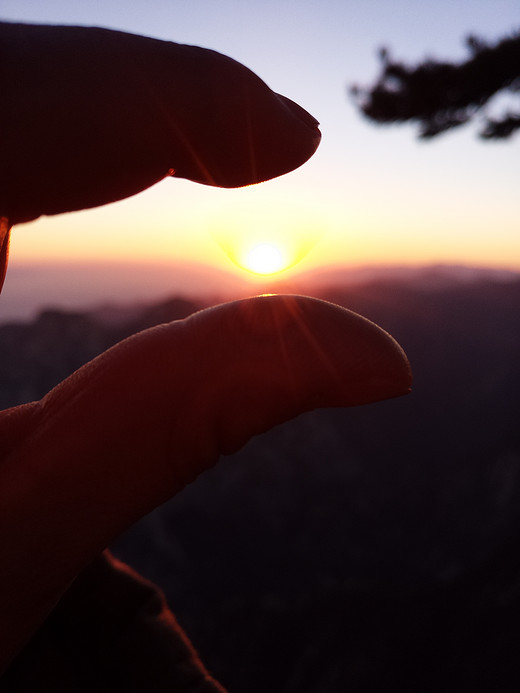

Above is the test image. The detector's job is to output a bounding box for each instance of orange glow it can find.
[213,232,321,276]
[210,205,322,278]
[8,172,520,286]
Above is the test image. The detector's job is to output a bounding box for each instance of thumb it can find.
[0,294,411,669]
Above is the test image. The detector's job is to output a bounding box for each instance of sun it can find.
[211,223,322,278]
[242,242,287,275]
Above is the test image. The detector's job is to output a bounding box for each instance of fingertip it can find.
[227,293,412,407]
[192,294,412,457]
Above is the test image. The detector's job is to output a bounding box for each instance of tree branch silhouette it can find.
[351,30,520,139]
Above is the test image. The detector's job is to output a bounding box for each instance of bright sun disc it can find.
[243,243,285,275]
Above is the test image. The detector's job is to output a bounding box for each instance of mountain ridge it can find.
[2,261,518,326]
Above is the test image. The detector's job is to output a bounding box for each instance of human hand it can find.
[0,293,411,671]
[0,21,411,681]
[0,21,320,227]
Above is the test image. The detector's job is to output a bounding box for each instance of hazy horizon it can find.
[2,258,519,324]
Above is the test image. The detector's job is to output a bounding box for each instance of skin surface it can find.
[0,22,412,683]
[0,21,321,226]
[0,295,411,670]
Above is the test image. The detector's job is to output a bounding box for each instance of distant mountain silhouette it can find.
[2,261,518,324]
[0,259,247,323]
[289,262,520,292]
[1,270,520,691]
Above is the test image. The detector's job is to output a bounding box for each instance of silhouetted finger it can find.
[0,218,11,292]
[0,22,321,225]
[0,294,410,669]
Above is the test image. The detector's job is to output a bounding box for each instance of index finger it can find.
[0,22,321,225]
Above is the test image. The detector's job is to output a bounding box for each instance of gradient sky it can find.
[2,1,520,295]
